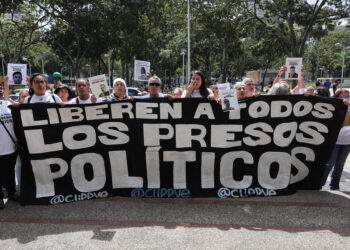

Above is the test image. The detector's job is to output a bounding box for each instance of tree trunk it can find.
[315,39,320,80]
[110,57,114,86]
[121,61,125,80]
[261,58,271,92]
[219,35,228,83]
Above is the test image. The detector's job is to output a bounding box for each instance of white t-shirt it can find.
[336,126,350,145]
[68,94,102,104]
[181,88,214,98]
[24,93,62,104]
[138,93,165,99]
[0,100,17,155]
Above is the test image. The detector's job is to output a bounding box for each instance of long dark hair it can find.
[29,73,44,95]
[191,70,209,98]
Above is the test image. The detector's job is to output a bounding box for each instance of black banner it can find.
[11,96,346,205]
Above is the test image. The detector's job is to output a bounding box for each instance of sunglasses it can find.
[149,82,160,87]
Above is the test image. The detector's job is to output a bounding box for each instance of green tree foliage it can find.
[0,1,50,64]
[250,0,350,57]
[309,28,350,79]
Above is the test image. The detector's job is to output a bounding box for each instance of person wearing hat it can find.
[107,78,130,101]
[54,84,73,103]
[53,72,62,89]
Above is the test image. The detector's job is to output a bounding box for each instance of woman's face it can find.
[19,91,29,104]
[339,91,349,100]
[212,88,219,98]
[236,86,246,100]
[32,76,46,96]
[114,81,125,96]
[191,74,202,90]
[58,88,70,102]
[173,89,181,98]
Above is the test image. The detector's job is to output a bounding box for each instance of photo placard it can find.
[286,58,302,80]
[7,63,27,85]
[88,74,110,98]
[134,60,150,81]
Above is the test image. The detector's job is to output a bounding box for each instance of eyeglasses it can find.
[149,82,160,87]
[341,96,349,99]
[33,80,45,84]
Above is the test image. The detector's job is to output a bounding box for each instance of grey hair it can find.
[234,82,246,89]
[148,75,162,85]
[76,78,90,87]
[243,78,253,84]
[268,82,290,95]
[306,85,315,91]
[19,89,29,96]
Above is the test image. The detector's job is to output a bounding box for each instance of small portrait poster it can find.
[134,60,150,82]
[217,83,240,111]
[7,63,27,85]
[286,58,302,80]
[246,71,260,84]
[88,74,110,98]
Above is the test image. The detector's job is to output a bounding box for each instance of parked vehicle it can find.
[9,94,19,102]
[127,87,142,96]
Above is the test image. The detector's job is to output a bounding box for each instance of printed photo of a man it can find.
[13,71,23,84]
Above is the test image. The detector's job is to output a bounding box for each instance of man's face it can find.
[76,80,89,96]
[148,81,160,95]
[100,84,106,92]
[224,99,230,108]
[290,67,295,74]
[13,73,22,84]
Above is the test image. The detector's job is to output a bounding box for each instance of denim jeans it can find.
[321,144,350,189]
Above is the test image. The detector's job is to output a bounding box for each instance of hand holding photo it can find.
[134,60,150,82]
[217,83,239,111]
[88,74,110,97]
[286,58,302,80]
[7,63,27,85]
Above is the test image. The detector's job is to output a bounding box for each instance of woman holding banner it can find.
[108,78,130,101]
[23,73,62,104]
[0,76,19,209]
[321,89,350,190]
[182,71,215,99]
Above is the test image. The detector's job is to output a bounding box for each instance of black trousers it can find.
[0,152,17,199]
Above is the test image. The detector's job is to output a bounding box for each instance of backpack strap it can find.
[51,94,57,103]
[27,95,32,103]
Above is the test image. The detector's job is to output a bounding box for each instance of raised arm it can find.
[291,66,305,94]
[273,66,287,85]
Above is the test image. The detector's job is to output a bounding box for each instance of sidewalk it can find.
[1,157,350,249]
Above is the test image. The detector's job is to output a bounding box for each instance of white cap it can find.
[113,78,126,88]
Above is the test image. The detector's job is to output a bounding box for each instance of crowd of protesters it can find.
[1,65,350,209]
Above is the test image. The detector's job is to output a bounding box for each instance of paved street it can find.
[1,158,350,249]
